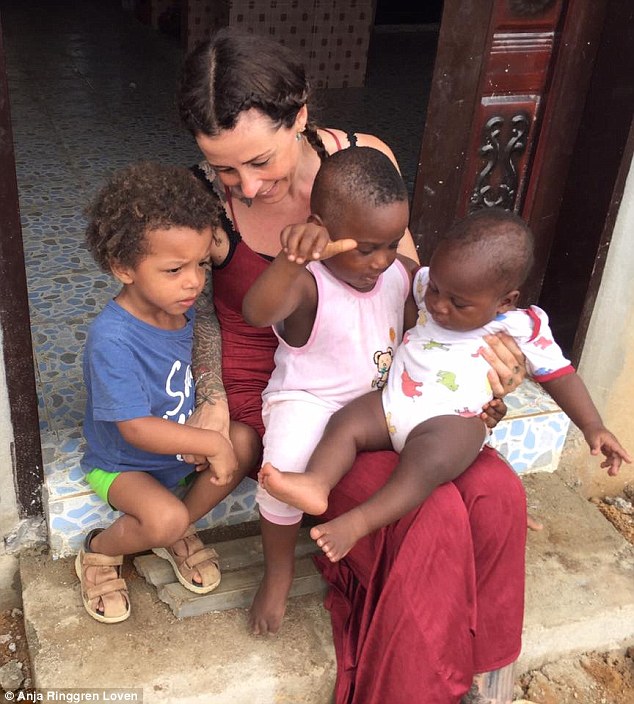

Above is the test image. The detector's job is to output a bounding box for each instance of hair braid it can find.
[304,121,328,162]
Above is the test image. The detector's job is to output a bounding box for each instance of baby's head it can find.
[85,162,221,274]
[426,208,534,331]
[309,146,409,291]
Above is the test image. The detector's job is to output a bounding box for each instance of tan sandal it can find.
[75,537,130,624]
[152,525,221,594]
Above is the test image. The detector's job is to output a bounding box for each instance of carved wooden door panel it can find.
[458,1,564,219]
[409,0,614,320]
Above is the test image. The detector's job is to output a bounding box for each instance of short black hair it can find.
[85,162,221,272]
[311,146,408,222]
[438,208,535,291]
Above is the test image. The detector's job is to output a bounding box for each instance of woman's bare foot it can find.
[258,462,329,515]
[461,665,515,703]
[248,565,294,635]
[527,513,543,531]
[310,509,369,562]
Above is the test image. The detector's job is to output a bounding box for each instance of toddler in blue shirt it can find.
[78,162,252,623]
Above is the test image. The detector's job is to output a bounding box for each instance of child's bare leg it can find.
[91,472,192,556]
[312,415,486,562]
[260,391,389,515]
[249,517,301,635]
[84,472,190,618]
[165,421,258,585]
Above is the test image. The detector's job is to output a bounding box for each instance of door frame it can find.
[0,17,43,517]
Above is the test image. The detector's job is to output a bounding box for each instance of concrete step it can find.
[134,530,326,618]
[42,379,570,558]
[20,472,634,703]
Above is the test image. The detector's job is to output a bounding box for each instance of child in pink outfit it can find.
[243,147,415,521]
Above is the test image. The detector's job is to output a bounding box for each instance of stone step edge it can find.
[134,529,318,587]
[134,530,325,619]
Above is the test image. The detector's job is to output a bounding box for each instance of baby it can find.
[261,207,631,561]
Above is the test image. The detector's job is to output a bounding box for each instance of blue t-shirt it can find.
[81,299,196,488]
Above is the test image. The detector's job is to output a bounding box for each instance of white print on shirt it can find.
[162,361,194,462]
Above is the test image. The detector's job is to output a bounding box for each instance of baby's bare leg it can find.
[261,391,390,515]
[312,415,486,562]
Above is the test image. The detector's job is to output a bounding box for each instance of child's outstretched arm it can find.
[542,373,631,475]
[242,221,356,330]
[117,417,238,485]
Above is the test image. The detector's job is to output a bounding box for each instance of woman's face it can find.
[195,107,307,205]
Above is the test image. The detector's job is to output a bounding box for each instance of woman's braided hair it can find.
[179,28,328,162]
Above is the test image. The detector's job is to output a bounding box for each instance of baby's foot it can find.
[310,510,369,562]
[248,566,294,636]
[258,463,329,515]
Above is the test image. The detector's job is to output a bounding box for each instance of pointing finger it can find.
[320,238,358,259]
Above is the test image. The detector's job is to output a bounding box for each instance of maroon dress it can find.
[201,169,527,704]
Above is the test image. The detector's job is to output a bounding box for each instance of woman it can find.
[180,28,527,704]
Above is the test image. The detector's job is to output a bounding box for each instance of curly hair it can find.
[85,162,221,272]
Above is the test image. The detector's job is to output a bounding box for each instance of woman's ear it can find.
[296,104,308,132]
[497,289,520,313]
[109,259,134,285]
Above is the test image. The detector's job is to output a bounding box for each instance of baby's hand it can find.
[280,222,356,265]
[584,425,631,476]
[206,433,238,486]
[479,397,507,429]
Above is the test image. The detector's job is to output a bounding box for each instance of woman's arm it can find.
[185,271,231,458]
[192,274,226,404]
[476,334,527,429]
[355,132,420,263]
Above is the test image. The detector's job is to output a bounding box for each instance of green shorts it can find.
[85,468,120,505]
[85,468,196,506]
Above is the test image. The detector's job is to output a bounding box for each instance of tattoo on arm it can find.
[192,273,227,406]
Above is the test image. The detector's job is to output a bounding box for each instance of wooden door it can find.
[410,0,632,361]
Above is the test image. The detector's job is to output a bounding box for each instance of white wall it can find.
[558,155,634,496]
[0,328,21,609]
[0,327,19,539]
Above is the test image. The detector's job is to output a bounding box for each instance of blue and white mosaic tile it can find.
[489,379,570,473]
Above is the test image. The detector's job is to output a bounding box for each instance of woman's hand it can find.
[183,398,232,466]
[481,332,527,397]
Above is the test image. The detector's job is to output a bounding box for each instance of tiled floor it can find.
[2,0,437,437]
